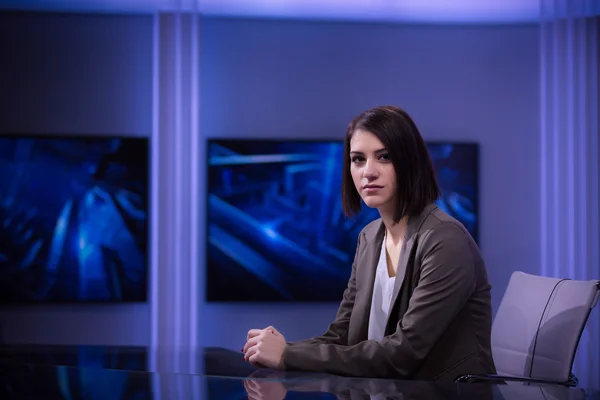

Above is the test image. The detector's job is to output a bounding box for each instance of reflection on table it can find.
[0,345,598,400]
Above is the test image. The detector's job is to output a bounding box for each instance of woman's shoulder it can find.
[362,217,383,235]
[419,207,473,242]
[353,206,476,250]
[416,207,480,261]
[357,218,384,244]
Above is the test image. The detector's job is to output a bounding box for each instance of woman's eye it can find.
[379,153,390,160]
[351,156,363,163]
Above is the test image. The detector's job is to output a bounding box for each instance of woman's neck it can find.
[379,209,408,245]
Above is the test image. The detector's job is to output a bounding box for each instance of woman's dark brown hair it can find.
[341,105,440,223]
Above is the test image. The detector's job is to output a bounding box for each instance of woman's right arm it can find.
[286,234,362,347]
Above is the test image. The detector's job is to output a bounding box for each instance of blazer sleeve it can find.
[286,233,363,347]
[282,223,477,379]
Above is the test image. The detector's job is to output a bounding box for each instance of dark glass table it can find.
[0,345,597,399]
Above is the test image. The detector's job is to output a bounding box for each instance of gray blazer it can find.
[283,203,496,382]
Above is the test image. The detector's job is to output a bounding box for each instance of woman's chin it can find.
[362,198,386,209]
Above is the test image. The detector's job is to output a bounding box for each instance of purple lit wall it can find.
[0,7,598,389]
[538,1,599,387]
[197,16,541,348]
[184,14,599,387]
[0,0,541,23]
[0,10,541,345]
[0,12,153,346]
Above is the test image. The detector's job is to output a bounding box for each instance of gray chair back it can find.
[491,271,600,384]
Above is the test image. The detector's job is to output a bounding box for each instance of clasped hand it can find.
[242,326,287,370]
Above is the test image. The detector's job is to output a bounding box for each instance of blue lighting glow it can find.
[0,0,546,23]
[262,226,277,239]
[0,136,149,303]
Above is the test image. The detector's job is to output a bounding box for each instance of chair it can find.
[456,271,600,386]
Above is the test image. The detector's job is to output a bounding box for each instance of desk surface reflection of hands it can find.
[0,345,597,400]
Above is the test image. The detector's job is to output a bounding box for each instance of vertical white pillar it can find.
[150,8,202,380]
[539,1,599,388]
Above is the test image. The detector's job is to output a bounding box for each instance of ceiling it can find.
[0,0,543,23]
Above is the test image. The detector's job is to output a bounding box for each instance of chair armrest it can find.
[455,373,578,387]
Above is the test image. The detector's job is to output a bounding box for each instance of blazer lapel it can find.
[349,220,384,344]
[385,234,415,331]
[385,203,438,331]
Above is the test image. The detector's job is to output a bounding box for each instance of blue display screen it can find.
[206,139,478,302]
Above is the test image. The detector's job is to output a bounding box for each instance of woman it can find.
[242,105,496,382]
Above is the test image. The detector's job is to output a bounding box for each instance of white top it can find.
[368,232,402,342]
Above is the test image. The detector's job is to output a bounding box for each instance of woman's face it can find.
[349,129,397,212]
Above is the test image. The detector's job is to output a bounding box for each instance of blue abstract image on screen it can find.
[0,136,149,303]
[427,142,479,241]
[206,140,478,302]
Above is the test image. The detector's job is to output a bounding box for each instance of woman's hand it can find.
[243,378,287,400]
[242,326,287,369]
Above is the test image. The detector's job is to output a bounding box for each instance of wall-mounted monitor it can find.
[206,139,478,303]
[0,134,149,303]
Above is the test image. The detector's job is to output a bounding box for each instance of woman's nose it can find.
[362,160,378,178]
